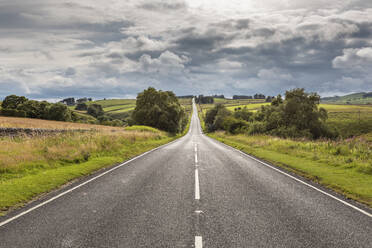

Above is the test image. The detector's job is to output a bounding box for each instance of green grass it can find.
[0,107,193,216]
[0,130,175,215]
[124,125,165,133]
[321,92,372,104]
[87,99,136,108]
[209,132,372,207]
[321,104,372,137]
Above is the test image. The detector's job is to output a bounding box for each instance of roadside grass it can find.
[209,132,372,207]
[0,108,192,216]
[0,129,176,215]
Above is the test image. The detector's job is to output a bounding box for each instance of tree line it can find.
[204,88,338,139]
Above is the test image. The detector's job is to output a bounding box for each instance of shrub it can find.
[87,104,104,118]
[132,87,186,133]
[75,103,88,111]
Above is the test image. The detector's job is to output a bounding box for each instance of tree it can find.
[61,97,75,106]
[87,104,104,118]
[47,103,72,121]
[75,103,88,111]
[1,95,28,109]
[205,104,232,132]
[132,87,186,133]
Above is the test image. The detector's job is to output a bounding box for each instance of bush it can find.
[0,108,27,117]
[87,104,104,118]
[75,103,87,111]
[132,87,186,133]
[223,116,249,134]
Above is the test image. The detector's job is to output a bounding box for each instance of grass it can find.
[0,109,194,216]
[196,101,372,207]
[209,132,372,207]
[320,104,372,137]
[321,92,372,105]
[0,116,122,130]
[0,105,192,216]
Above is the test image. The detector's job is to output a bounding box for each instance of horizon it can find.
[1,0,372,99]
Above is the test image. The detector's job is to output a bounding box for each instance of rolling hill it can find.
[321,92,372,104]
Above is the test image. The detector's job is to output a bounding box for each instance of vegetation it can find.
[1,95,75,122]
[204,89,336,139]
[209,132,372,207]
[195,89,372,207]
[321,92,372,105]
[132,87,187,133]
[0,127,177,215]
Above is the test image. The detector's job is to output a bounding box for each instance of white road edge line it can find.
[0,137,183,227]
[195,236,203,248]
[195,169,200,200]
[208,136,372,218]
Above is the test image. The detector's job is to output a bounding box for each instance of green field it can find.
[197,98,372,207]
[71,98,192,121]
[321,92,372,105]
[197,99,372,138]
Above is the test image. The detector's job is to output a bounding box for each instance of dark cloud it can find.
[1,0,372,99]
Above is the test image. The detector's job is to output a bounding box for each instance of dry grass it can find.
[0,116,124,131]
[0,129,164,174]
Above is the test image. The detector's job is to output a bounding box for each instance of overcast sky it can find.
[0,0,371,100]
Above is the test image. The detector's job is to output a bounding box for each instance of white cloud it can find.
[333,47,372,72]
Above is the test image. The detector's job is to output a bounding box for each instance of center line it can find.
[195,169,200,200]
[195,236,203,248]
[195,153,198,164]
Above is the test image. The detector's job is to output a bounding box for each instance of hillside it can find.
[321,92,372,104]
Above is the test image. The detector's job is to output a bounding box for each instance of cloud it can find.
[332,47,372,72]
[1,0,372,99]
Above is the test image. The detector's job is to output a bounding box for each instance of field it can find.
[198,98,372,138]
[198,98,372,207]
[321,92,372,105]
[0,116,123,131]
[0,119,187,216]
[71,98,192,121]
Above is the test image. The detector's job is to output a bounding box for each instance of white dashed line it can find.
[195,236,203,248]
[195,169,200,200]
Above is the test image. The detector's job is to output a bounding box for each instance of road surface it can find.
[0,100,371,247]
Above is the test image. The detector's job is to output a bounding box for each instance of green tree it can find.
[205,104,232,132]
[87,104,104,118]
[1,95,28,109]
[47,103,72,121]
[75,103,88,111]
[132,87,186,133]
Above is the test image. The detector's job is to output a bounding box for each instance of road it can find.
[0,100,371,247]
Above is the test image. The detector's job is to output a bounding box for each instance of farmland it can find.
[197,97,372,207]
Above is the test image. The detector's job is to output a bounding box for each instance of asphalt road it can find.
[0,100,371,247]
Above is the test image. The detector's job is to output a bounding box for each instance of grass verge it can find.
[208,132,372,208]
[0,122,190,216]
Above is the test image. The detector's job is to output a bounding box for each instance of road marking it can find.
[195,169,200,200]
[0,138,183,227]
[195,236,203,248]
[195,144,197,153]
[207,136,372,218]
[195,153,198,164]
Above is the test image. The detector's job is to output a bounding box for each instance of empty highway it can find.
[0,101,371,247]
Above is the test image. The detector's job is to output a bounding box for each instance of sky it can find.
[0,0,371,100]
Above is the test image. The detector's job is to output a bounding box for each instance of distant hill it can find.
[321,92,372,104]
